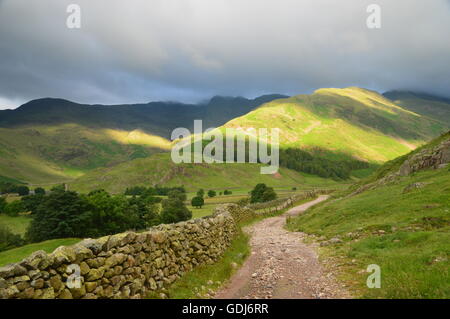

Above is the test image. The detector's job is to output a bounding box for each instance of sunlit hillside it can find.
[223,87,448,163]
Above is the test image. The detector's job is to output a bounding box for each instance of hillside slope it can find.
[287,131,450,298]
[223,87,448,163]
[384,91,450,126]
[0,95,286,183]
[0,124,171,183]
[0,95,287,138]
[70,153,338,193]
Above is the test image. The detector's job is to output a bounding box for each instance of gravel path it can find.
[214,195,351,299]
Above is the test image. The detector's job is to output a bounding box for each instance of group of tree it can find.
[1,187,192,245]
[0,181,48,197]
[188,137,368,180]
[124,185,186,196]
[279,148,369,180]
[0,183,33,196]
[25,189,163,243]
[250,183,277,203]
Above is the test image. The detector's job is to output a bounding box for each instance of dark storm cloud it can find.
[0,0,449,109]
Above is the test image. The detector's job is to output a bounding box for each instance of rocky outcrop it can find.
[399,138,450,176]
[349,133,450,197]
[0,204,254,299]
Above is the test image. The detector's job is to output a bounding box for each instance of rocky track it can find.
[214,195,351,299]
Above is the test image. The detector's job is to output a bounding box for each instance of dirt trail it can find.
[214,195,350,299]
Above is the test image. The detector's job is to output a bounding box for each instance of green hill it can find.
[1,87,448,186]
[70,152,339,194]
[0,124,171,184]
[287,131,450,298]
[0,95,286,184]
[222,87,448,163]
[384,91,450,126]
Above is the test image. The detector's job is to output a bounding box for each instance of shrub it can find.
[250,183,277,203]
[34,187,46,195]
[207,190,217,198]
[17,186,30,196]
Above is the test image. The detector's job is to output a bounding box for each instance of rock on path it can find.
[214,195,351,299]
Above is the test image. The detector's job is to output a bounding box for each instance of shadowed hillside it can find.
[384,90,450,126]
[0,95,286,183]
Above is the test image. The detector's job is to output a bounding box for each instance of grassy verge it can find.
[0,238,81,267]
[147,228,250,299]
[287,168,450,298]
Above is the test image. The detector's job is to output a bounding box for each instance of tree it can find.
[207,190,216,198]
[191,196,204,208]
[160,197,192,224]
[4,200,26,216]
[26,191,94,243]
[250,183,277,203]
[127,195,160,228]
[21,194,45,214]
[17,186,30,196]
[196,189,205,198]
[34,187,46,195]
[224,190,232,195]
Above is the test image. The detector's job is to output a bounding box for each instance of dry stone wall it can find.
[0,204,252,299]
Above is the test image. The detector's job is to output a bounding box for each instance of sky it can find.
[0,0,449,109]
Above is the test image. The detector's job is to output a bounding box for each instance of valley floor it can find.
[214,196,350,299]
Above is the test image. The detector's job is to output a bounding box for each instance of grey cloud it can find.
[0,0,449,109]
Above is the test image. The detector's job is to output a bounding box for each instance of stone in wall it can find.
[0,205,244,299]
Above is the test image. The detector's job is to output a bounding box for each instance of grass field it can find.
[0,238,81,267]
[0,214,31,235]
[287,167,450,298]
[70,152,341,194]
